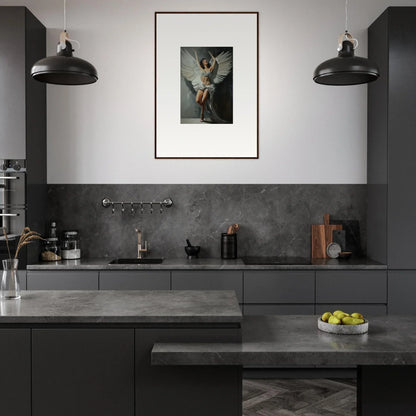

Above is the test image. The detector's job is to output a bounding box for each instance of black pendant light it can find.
[313,0,379,86]
[31,0,97,85]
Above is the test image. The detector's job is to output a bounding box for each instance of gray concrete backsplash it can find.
[47,185,367,259]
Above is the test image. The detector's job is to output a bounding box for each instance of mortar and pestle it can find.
[185,239,200,259]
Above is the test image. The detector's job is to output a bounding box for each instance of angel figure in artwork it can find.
[181,48,233,123]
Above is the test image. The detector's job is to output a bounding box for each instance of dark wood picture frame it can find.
[154,11,259,159]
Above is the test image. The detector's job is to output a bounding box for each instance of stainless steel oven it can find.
[0,160,26,259]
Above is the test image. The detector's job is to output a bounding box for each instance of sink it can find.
[109,258,164,265]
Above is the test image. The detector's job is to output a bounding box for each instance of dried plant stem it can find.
[2,227,12,263]
[14,227,43,260]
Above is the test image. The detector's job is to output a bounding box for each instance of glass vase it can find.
[1,259,20,300]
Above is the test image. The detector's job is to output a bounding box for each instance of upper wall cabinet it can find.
[0,7,45,159]
[367,7,416,269]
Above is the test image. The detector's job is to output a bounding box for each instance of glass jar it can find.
[41,238,61,262]
[61,231,81,260]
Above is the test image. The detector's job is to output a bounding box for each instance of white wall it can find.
[1,0,415,184]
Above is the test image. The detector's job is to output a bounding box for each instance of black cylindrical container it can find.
[221,233,237,259]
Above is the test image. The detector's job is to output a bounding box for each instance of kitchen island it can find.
[154,315,416,416]
[0,290,242,416]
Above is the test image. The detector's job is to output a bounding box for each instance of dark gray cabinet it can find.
[244,271,315,315]
[32,329,134,416]
[316,304,387,316]
[244,271,315,304]
[135,327,241,416]
[0,7,47,266]
[100,271,170,290]
[244,304,315,315]
[27,271,99,290]
[0,7,45,158]
[0,329,31,416]
[388,271,416,314]
[316,271,387,304]
[171,271,243,303]
[18,270,27,290]
[368,8,416,269]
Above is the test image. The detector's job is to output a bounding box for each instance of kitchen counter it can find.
[0,290,242,324]
[0,289,241,416]
[152,315,416,366]
[27,257,386,270]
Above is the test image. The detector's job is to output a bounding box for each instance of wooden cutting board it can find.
[312,214,342,258]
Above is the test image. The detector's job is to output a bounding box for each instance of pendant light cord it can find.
[345,0,348,32]
[63,0,67,32]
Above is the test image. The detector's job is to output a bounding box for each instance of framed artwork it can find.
[155,12,259,159]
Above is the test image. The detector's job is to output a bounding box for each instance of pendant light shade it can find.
[314,40,379,86]
[31,40,98,85]
[313,0,379,86]
[31,0,98,86]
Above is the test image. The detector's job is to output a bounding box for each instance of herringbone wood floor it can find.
[243,379,356,416]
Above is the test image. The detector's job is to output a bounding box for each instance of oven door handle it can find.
[0,213,20,217]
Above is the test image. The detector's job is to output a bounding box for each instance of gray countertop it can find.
[152,315,416,366]
[0,290,242,324]
[27,257,386,271]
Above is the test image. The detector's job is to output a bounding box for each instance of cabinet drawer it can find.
[171,271,243,303]
[388,271,416,314]
[244,304,314,315]
[316,304,387,316]
[27,271,99,290]
[99,271,170,290]
[18,270,26,290]
[244,271,315,303]
[316,271,387,303]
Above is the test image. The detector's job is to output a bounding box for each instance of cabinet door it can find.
[388,271,416,314]
[100,271,170,290]
[32,329,134,416]
[18,270,26,290]
[0,329,30,416]
[27,271,99,290]
[171,271,243,303]
[316,271,387,303]
[0,7,26,158]
[244,304,314,315]
[244,271,315,303]
[135,327,241,416]
[316,304,387,316]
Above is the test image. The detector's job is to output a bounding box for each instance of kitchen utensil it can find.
[311,214,342,258]
[330,219,362,256]
[226,224,239,235]
[332,229,346,251]
[326,242,342,258]
[318,318,369,335]
[184,245,200,259]
[61,230,81,260]
[221,233,237,259]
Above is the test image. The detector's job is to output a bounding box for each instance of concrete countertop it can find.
[152,315,416,367]
[0,290,242,324]
[27,257,387,270]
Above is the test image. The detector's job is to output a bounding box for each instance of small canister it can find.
[41,238,61,262]
[61,231,81,260]
[221,233,237,259]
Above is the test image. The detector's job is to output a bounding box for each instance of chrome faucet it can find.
[135,229,148,259]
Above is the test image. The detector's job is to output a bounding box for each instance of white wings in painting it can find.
[181,49,232,92]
